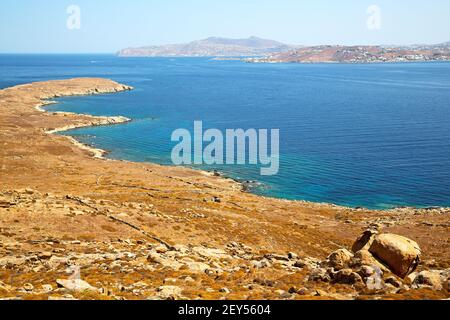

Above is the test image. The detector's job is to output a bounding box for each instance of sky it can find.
[0,0,449,53]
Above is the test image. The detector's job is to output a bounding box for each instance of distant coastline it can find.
[118,37,450,64]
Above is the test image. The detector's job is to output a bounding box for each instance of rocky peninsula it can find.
[0,78,448,300]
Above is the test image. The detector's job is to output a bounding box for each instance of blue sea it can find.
[1,54,450,209]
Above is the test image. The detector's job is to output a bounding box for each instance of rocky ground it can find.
[0,79,448,300]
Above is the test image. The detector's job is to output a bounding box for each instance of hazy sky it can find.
[1,0,449,53]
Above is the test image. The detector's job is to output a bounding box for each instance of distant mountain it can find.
[118,36,295,57]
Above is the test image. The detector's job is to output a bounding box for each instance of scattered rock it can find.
[254,278,276,287]
[155,245,169,254]
[308,268,331,283]
[351,250,389,273]
[147,252,183,270]
[293,257,320,270]
[42,284,53,293]
[56,279,98,292]
[185,261,211,273]
[385,276,403,288]
[157,286,183,300]
[0,256,26,268]
[287,252,298,260]
[23,283,34,292]
[264,254,290,262]
[293,260,307,269]
[48,294,77,301]
[332,269,363,285]
[251,259,271,269]
[359,265,376,278]
[327,249,354,270]
[412,271,443,291]
[365,269,385,291]
[405,272,418,285]
[219,287,231,294]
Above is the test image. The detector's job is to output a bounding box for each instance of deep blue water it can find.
[1,54,450,209]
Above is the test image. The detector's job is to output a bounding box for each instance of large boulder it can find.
[369,234,421,278]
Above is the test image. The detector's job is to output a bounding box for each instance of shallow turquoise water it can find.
[1,54,450,209]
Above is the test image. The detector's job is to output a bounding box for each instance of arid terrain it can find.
[0,78,448,300]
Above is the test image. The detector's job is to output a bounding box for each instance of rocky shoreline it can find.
[0,78,448,300]
[44,114,131,159]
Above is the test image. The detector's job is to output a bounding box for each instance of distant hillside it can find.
[245,43,450,64]
[118,37,295,57]
[436,41,450,47]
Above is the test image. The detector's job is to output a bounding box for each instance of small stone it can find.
[41,284,53,293]
[287,252,298,260]
[383,283,398,294]
[360,265,376,277]
[385,276,403,288]
[315,289,327,297]
[38,252,53,260]
[264,254,290,262]
[48,294,77,301]
[219,287,231,294]
[251,259,271,269]
[275,290,291,299]
[351,250,389,273]
[333,269,363,285]
[186,261,211,273]
[155,245,169,254]
[296,288,308,295]
[23,283,34,292]
[327,249,354,270]
[56,279,98,292]
[412,271,443,291]
[308,268,331,283]
[163,278,177,284]
[157,286,183,300]
[293,260,307,269]
[254,278,276,287]
[33,265,45,273]
[405,272,418,285]
[288,287,298,294]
